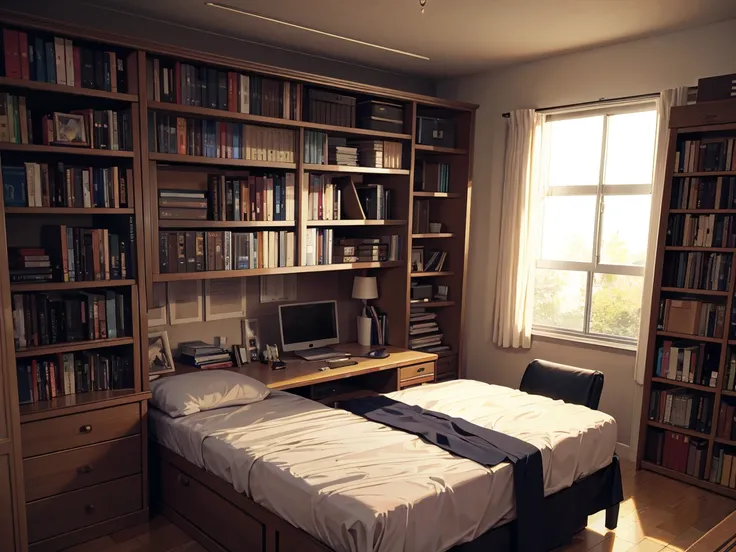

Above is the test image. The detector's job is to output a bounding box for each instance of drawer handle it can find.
[177,474,190,487]
[417,367,425,373]
[78,465,93,475]
[79,425,92,434]
[85,504,95,514]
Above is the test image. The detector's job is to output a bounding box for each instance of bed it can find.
[149,378,622,552]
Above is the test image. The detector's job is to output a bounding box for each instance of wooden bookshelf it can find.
[303,163,410,175]
[158,220,295,229]
[414,144,468,155]
[637,98,736,500]
[4,207,136,215]
[0,76,138,101]
[305,220,407,227]
[9,279,136,292]
[413,191,461,199]
[0,143,135,157]
[149,152,296,170]
[14,337,135,358]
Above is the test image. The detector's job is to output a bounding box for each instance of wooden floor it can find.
[61,460,735,552]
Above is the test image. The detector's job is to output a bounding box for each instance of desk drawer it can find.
[24,436,141,502]
[162,462,264,552]
[22,403,141,458]
[26,474,141,543]
[399,362,435,382]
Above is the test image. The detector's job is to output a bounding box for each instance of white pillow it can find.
[150,370,270,417]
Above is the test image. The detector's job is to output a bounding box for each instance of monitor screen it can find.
[279,301,339,350]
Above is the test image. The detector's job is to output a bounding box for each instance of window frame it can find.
[532,100,658,348]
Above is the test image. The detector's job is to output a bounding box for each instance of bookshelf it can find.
[0,10,475,552]
[637,98,736,500]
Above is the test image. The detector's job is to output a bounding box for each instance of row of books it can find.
[43,224,136,283]
[12,290,128,349]
[158,230,296,273]
[0,93,30,144]
[363,306,388,347]
[41,109,133,151]
[647,389,713,434]
[723,352,736,392]
[412,247,449,273]
[146,57,300,119]
[149,113,296,162]
[2,28,128,92]
[178,340,234,370]
[2,163,131,209]
[669,177,736,210]
[306,176,393,221]
[710,448,736,488]
[645,430,707,480]
[303,132,403,168]
[304,234,401,266]
[307,175,342,221]
[654,340,718,386]
[662,252,732,291]
[16,352,133,404]
[717,402,736,441]
[657,299,725,338]
[666,214,736,248]
[675,139,736,173]
[305,89,355,128]
[415,160,450,193]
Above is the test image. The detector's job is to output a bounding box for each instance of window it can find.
[532,102,658,346]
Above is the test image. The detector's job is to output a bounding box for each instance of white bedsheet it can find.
[150,379,617,552]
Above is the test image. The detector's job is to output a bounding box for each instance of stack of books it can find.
[307,174,342,220]
[645,429,707,480]
[159,189,207,221]
[327,137,358,166]
[207,173,296,222]
[178,340,233,369]
[647,388,713,433]
[353,140,383,168]
[9,247,52,283]
[356,183,391,220]
[408,308,449,353]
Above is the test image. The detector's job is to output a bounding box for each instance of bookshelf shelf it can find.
[10,279,136,292]
[149,152,296,170]
[18,390,151,423]
[158,220,295,229]
[664,246,736,252]
[0,76,139,102]
[413,191,461,199]
[670,209,736,214]
[4,207,135,215]
[674,171,736,177]
[412,233,455,239]
[415,144,468,155]
[300,120,411,141]
[655,331,723,344]
[660,287,730,296]
[0,143,135,158]
[722,389,736,397]
[15,337,135,358]
[640,461,736,499]
[148,100,304,129]
[651,376,717,393]
[715,438,736,447]
[305,220,406,227]
[409,300,456,308]
[646,420,711,439]
[303,163,410,175]
[411,271,454,278]
[153,261,404,282]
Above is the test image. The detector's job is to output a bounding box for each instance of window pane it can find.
[590,274,644,339]
[600,195,651,266]
[533,269,587,331]
[540,196,597,262]
[604,110,657,185]
[546,115,603,187]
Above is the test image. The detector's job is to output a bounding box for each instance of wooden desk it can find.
[174,344,438,404]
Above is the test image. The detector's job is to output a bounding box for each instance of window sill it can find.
[531,329,637,354]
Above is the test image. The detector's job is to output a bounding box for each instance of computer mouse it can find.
[366,348,389,359]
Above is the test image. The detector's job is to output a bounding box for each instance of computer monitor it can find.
[279,300,340,353]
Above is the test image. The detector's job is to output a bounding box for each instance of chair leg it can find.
[605,503,620,530]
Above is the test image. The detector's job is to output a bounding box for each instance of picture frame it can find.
[241,318,261,364]
[167,280,204,325]
[232,345,248,368]
[53,112,88,146]
[204,278,247,321]
[148,330,175,380]
[411,247,424,272]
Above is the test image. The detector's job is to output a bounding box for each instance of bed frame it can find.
[150,442,623,552]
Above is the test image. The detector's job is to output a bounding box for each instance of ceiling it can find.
[84,0,736,78]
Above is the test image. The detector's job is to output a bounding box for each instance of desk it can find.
[174,344,438,404]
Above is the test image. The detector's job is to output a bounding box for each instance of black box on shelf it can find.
[358,100,404,133]
[417,116,456,148]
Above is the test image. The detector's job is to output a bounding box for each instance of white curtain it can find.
[634,87,690,384]
[492,110,544,349]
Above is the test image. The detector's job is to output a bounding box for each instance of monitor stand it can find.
[295,347,346,361]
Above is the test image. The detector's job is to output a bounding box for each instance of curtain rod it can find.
[500,92,659,118]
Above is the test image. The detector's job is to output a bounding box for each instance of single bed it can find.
[149,379,622,552]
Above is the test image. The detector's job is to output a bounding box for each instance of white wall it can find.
[438,19,736,453]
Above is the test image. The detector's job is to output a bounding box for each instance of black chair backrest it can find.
[519,359,604,410]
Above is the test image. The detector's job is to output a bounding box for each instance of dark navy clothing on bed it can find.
[341,395,545,552]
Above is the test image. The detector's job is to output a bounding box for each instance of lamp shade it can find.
[352,276,378,300]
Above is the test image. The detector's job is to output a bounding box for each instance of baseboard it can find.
[615,442,634,462]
